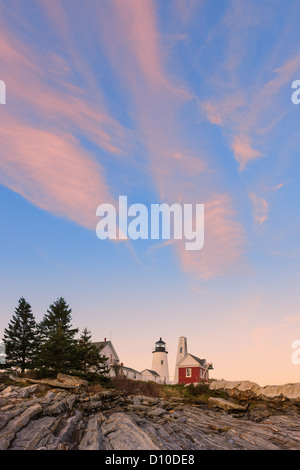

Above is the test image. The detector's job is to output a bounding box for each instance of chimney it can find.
[104,337,106,342]
[174,336,187,384]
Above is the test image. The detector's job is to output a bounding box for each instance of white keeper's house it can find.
[92,338,121,377]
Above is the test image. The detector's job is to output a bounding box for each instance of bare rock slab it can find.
[208,397,248,412]
[101,412,159,450]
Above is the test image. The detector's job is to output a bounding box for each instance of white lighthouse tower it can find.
[151,338,169,384]
[173,336,188,384]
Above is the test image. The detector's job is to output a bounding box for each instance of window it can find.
[161,360,164,365]
[186,368,192,377]
[180,347,182,353]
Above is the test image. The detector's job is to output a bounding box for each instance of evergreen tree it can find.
[39,297,78,339]
[37,297,79,374]
[77,328,109,375]
[3,297,38,372]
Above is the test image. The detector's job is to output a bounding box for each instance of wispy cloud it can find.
[175,195,247,279]
[0,6,131,228]
[0,119,113,229]
[231,136,264,171]
[199,1,300,171]
[249,192,269,226]
[272,182,286,192]
[90,0,247,279]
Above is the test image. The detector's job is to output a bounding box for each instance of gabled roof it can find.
[92,341,109,352]
[122,366,140,374]
[177,353,207,367]
[140,369,160,376]
[92,341,120,361]
[189,354,206,366]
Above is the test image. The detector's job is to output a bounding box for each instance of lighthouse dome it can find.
[153,337,168,353]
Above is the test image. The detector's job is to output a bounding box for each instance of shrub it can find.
[185,383,210,397]
[111,377,165,397]
[73,371,112,387]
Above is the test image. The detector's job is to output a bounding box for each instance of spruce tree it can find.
[38,297,78,374]
[3,297,38,372]
[39,297,78,339]
[77,328,109,375]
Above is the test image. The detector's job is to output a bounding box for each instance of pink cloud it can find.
[271,183,285,192]
[0,9,130,154]
[202,102,223,125]
[249,192,269,226]
[231,136,264,170]
[175,195,247,279]
[0,13,131,230]
[0,120,113,229]
[202,93,246,127]
[91,1,248,279]
[92,0,193,102]
[199,5,300,172]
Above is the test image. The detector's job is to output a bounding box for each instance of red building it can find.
[177,353,212,384]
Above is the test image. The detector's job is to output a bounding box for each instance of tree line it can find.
[2,297,109,377]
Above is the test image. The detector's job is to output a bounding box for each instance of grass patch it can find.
[111,376,166,398]
[111,377,228,403]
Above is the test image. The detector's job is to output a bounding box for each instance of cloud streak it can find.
[0,119,113,228]
[176,195,247,279]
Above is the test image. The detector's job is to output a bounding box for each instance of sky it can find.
[0,0,300,386]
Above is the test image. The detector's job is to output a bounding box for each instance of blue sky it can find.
[0,0,300,385]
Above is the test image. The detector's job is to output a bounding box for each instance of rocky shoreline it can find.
[1,375,300,450]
